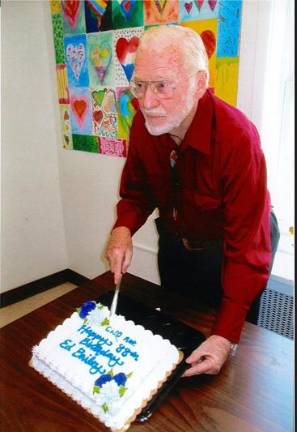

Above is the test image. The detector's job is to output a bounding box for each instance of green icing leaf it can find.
[119,386,127,397]
[93,385,100,394]
[102,403,109,413]
[83,318,88,324]
[101,318,110,326]
[98,304,104,310]
[127,372,133,378]
[107,369,114,377]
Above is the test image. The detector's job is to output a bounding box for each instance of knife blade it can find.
[110,279,121,317]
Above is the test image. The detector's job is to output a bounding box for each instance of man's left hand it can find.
[183,335,232,376]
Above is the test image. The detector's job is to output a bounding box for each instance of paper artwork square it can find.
[112,0,144,29]
[87,32,114,87]
[52,13,66,64]
[59,104,73,149]
[116,87,137,141]
[91,87,118,137]
[69,87,93,134]
[113,27,144,86]
[99,137,127,157]
[62,0,86,34]
[65,34,90,88]
[143,0,179,25]
[56,65,69,103]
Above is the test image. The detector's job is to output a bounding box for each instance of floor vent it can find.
[258,288,294,339]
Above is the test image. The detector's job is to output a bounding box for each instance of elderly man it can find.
[106,25,279,376]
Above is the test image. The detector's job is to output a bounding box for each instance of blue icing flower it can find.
[113,372,127,386]
[79,300,96,319]
[95,374,113,387]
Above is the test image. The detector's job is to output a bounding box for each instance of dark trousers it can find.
[156,212,280,324]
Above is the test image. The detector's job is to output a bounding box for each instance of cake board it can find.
[97,291,206,422]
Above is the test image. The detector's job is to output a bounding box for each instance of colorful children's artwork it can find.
[112,0,143,29]
[84,0,112,32]
[50,0,243,156]
[179,0,219,22]
[87,32,113,86]
[113,28,143,86]
[72,134,100,153]
[143,0,179,25]
[62,0,86,34]
[116,87,137,141]
[100,137,127,157]
[65,34,89,88]
[69,87,93,134]
[59,104,73,149]
[56,65,69,103]
[52,13,65,64]
[217,0,243,57]
[91,88,117,137]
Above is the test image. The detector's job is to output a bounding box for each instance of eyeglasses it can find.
[129,79,178,99]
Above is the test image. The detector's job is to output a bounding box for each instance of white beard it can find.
[143,86,196,136]
[144,117,180,136]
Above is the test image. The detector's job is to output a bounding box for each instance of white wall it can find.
[2,0,288,295]
[1,1,68,292]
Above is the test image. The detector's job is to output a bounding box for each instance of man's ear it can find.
[196,70,208,98]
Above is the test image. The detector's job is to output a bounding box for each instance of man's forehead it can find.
[133,68,177,81]
[134,49,183,81]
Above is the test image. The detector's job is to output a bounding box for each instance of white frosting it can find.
[31,301,182,432]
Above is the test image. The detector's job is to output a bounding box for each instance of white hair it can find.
[137,25,209,84]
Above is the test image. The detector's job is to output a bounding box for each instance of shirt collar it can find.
[183,88,214,155]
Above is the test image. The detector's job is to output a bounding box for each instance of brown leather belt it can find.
[182,238,222,251]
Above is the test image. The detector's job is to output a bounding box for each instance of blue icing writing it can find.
[123,336,137,346]
[60,339,76,351]
[80,337,124,367]
[105,326,123,340]
[72,347,107,375]
[116,343,139,361]
[77,324,113,347]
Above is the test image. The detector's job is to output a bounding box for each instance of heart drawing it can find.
[195,0,204,11]
[66,42,85,81]
[200,30,216,58]
[184,2,193,14]
[72,98,88,127]
[117,0,136,20]
[90,42,112,83]
[116,36,139,81]
[208,0,217,11]
[62,0,80,28]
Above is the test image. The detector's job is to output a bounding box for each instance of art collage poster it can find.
[50,0,243,156]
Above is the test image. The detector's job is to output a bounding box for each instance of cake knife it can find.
[110,279,121,316]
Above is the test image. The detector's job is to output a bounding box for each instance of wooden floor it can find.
[0,282,77,328]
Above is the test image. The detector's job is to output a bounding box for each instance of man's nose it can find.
[142,84,159,110]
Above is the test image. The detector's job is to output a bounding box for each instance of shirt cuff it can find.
[113,214,141,236]
[211,298,250,343]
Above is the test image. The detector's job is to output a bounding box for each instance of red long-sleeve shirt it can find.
[114,89,272,343]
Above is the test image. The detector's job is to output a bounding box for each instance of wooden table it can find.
[0,272,293,432]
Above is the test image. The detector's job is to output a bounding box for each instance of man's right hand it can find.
[105,226,133,284]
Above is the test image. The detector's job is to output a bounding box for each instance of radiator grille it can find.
[258,288,294,339]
